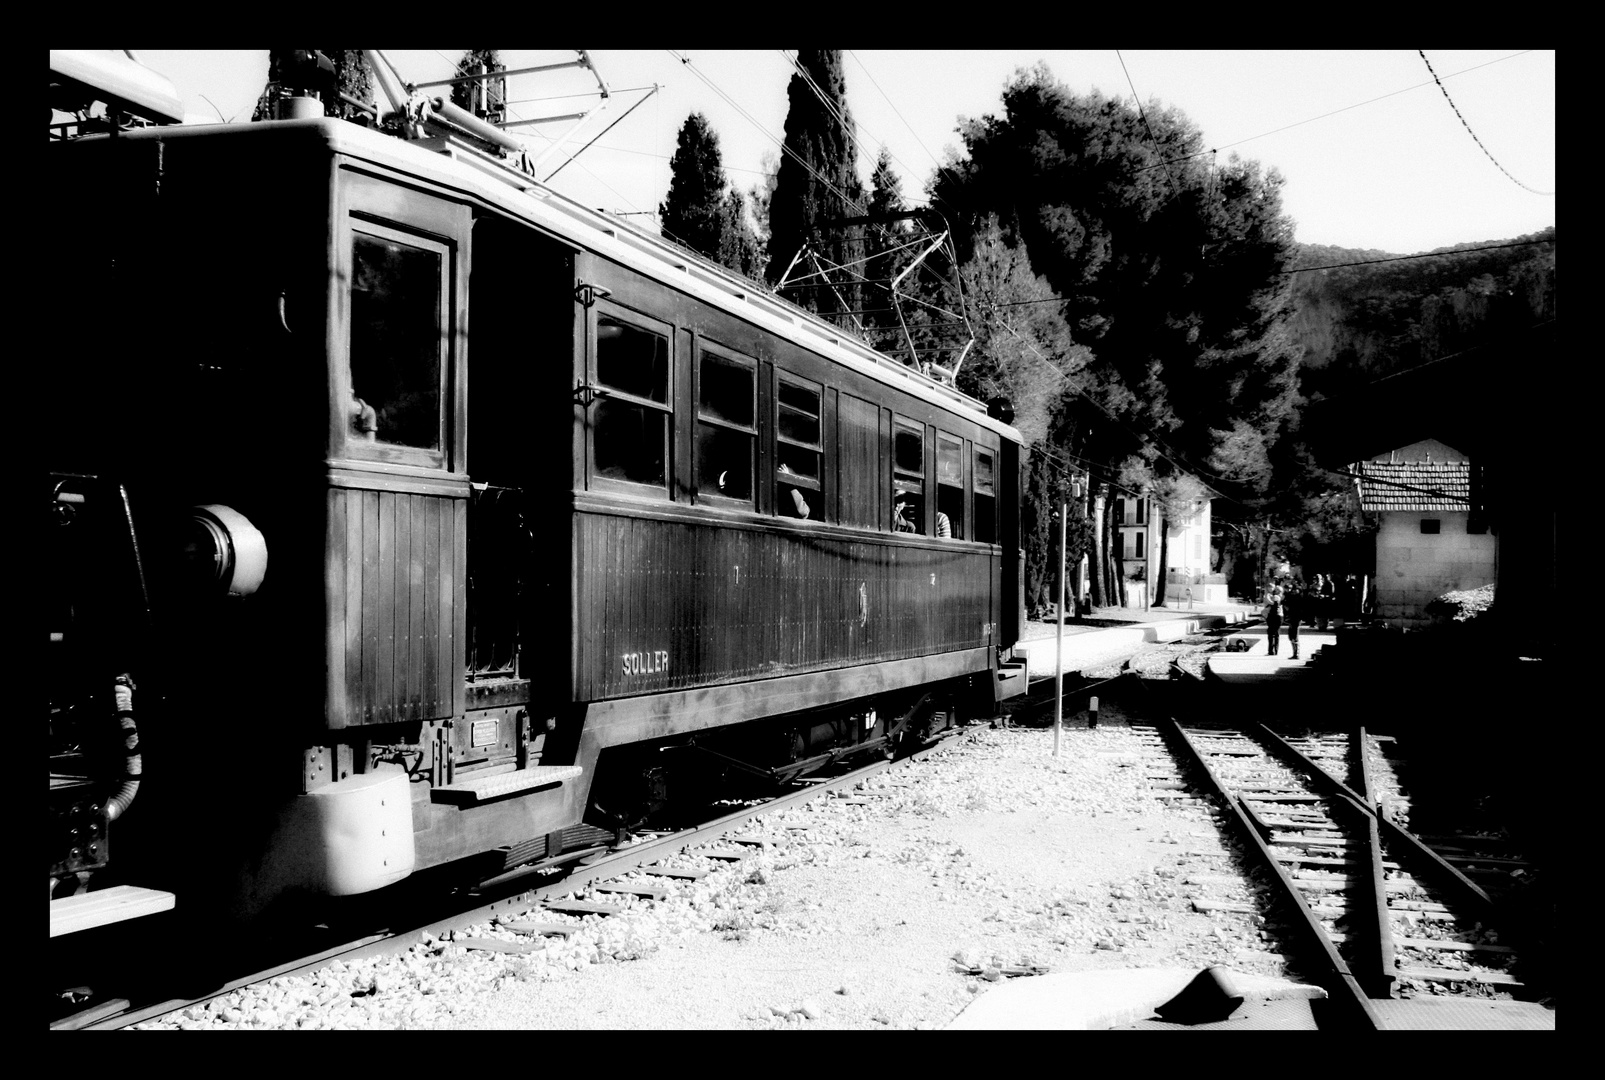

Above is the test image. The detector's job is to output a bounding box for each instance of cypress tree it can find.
[765,50,864,326]
[660,112,734,264]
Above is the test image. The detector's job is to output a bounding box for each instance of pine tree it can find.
[935,65,1303,606]
[765,50,865,327]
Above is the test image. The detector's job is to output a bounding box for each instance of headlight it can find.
[183,504,268,597]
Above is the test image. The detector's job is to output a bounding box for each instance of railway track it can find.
[1124,707,1546,1029]
[61,729,965,1031]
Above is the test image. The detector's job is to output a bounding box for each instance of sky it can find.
[127,49,1555,255]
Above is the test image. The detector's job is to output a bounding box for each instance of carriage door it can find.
[463,215,577,714]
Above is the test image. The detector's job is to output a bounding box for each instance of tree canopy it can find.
[930,65,1306,604]
[935,66,1301,491]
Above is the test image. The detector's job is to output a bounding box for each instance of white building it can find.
[1352,439,1495,628]
[1114,494,1225,605]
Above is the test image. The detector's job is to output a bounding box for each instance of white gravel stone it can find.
[131,706,1304,1030]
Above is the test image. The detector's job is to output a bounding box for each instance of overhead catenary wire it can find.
[1115,50,1182,196]
[1419,50,1552,196]
[1131,49,1540,178]
[978,237,1554,312]
[671,51,869,221]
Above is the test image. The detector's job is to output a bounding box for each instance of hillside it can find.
[1286,228,1556,405]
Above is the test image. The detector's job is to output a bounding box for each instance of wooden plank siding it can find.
[326,485,464,728]
[573,508,996,702]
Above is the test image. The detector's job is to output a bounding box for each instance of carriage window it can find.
[974,449,997,544]
[776,377,821,520]
[593,314,671,488]
[892,419,924,533]
[936,433,964,539]
[349,229,448,454]
[695,350,755,503]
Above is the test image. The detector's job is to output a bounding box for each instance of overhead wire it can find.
[976,236,1554,315]
[1115,50,1182,195]
[399,51,652,215]
[762,51,986,365]
[1418,50,1553,196]
[1131,49,1541,177]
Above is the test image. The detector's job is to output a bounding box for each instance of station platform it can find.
[1012,602,1255,678]
[1202,621,1342,684]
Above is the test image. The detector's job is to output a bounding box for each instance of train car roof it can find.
[90,116,1022,443]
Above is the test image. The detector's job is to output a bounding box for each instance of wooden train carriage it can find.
[567,258,1021,809]
[47,114,1022,917]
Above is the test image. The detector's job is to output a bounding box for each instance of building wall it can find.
[1375,510,1497,626]
[1166,500,1212,578]
[1116,498,1221,604]
[1366,438,1467,464]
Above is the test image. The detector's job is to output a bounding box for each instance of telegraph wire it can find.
[1281,237,1554,274]
[1116,50,1182,196]
[1132,49,1540,177]
[671,51,868,219]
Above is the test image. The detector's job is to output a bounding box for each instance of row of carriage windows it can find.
[341,237,997,544]
[592,312,996,542]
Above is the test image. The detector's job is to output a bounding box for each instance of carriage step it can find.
[431,765,583,805]
[50,885,175,937]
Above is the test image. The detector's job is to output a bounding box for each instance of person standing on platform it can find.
[1263,585,1284,656]
[1334,574,1354,631]
[1316,573,1336,630]
[1285,579,1304,661]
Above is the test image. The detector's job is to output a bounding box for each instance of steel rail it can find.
[81,732,958,1030]
[1159,719,1383,1030]
[1355,727,1397,998]
[1253,724,1498,921]
[1250,725,1395,998]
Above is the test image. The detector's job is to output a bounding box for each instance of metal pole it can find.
[1054,502,1066,758]
[1144,495,1151,612]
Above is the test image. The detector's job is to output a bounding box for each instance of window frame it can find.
[935,430,966,540]
[973,446,998,545]
[774,371,824,522]
[586,301,675,498]
[891,415,926,535]
[341,216,455,472]
[693,342,758,509]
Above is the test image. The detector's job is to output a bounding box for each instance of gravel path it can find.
[135,696,1304,1031]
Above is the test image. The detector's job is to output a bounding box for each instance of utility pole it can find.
[1053,501,1066,759]
[1143,492,1152,612]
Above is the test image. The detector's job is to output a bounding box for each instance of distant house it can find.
[1353,439,1495,628]
[1113,493,1150,585]
[1114,494,1224,605]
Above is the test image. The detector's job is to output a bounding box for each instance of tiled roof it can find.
[1354,460,1470,513]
